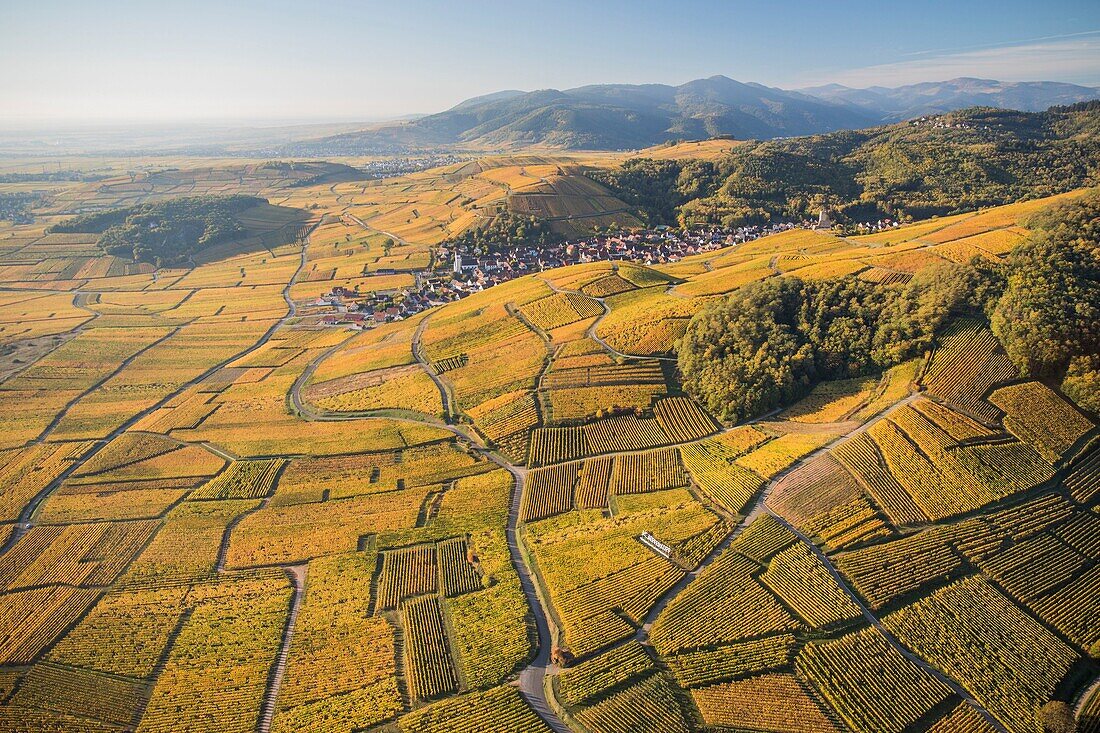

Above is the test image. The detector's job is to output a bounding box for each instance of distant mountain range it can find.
[798,78,1100,122]
[290,76,1099,154]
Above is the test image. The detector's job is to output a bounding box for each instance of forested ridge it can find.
[593,103,1100,228]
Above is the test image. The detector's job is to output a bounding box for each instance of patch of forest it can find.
[50,194,264,265]
[679,192,1100,422]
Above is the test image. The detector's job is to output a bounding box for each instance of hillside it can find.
[596,102,1100,225]
[0,153,1097,733]
[286,76,1098,153]
[340,156,641,245]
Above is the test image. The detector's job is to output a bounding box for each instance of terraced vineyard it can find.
[0,152,1096,733]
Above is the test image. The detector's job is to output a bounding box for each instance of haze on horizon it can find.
[2,0,1100,126]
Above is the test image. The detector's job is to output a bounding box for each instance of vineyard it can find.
[796,627,952,733]
[988,381,1094,462]
[524,487,722,657]
[521,462,578,522]
[398,685,551,733]
[883,576,1078,733]
[557,641,655,706]
[649,548,800,655]
[574,673,692,733]
[374,536,484,610]
[402,595,460,701]
[522,447,695,520]
[759,544,863,629]
[542,358,667,423]
[691,673,842,732]
[527,396,717,466]
[518,292,603,331]
[665,634,797,688]
[0,154,1097,733]
[921,320,1019,423]
[272,553,402,732]
[189,458,284,500]
[679,437,766,515]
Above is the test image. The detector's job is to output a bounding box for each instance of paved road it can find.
[1076,675,1100,719]
[411,314,456,422]
[496,458,572,733]
[197,231,1008,733]
[0,233,323,733]
[538,272,677,362]
[288,332,358,421]
[288,316,572,733]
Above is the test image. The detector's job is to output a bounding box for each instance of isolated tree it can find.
[1037,701,1077,733]
[382,238,394,256]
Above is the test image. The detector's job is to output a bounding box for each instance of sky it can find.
[2,0,1100,124]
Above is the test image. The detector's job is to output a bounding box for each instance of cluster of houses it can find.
[351,155,469,179]
[908,115,979,130]
[440,219,828,289]
[311,279,465,327]
[850,218,903,234]
[307,215,901,329]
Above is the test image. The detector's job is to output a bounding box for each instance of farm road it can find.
[281,239,1009,732]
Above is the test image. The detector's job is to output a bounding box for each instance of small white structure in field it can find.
[638,531,672,560]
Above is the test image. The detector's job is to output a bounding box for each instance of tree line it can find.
[679,192,1099,422]
[446,211,558,253]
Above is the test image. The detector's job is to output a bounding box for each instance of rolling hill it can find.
[800,77,1100,121]
[0,143,1098,733]
[597,102,1100,225]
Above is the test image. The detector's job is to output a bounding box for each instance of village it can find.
[307,214,901,328]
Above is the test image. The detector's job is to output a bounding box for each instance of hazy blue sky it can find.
[3,0,1099,123]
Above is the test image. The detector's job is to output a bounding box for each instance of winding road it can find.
[291,311,574,730]
[13,213,1011,732]
[538,271,677,362]
[289,298,1013,733]
[0,233,322,733]
[411,314,456,421]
